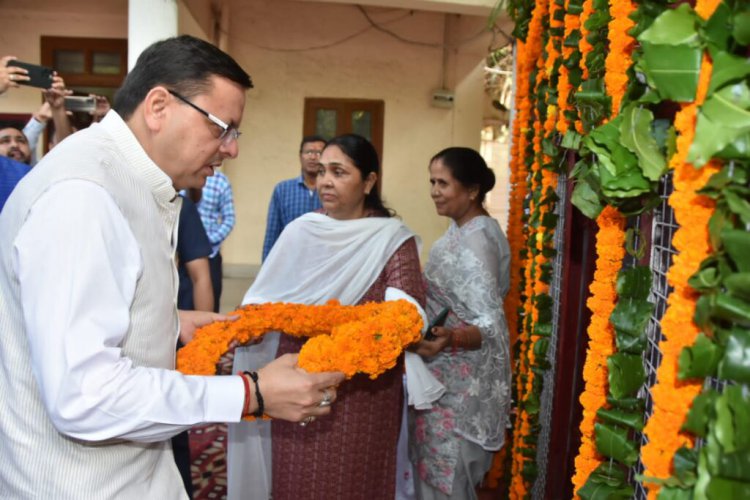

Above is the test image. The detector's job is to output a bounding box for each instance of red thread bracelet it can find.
[238,371,252,416]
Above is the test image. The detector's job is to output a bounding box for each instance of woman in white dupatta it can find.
[411,148,512,499]
[228,134,425,500]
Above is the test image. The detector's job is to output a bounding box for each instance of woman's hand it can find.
[414,326,453,357]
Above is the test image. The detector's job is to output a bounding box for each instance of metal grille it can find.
[632,173,677,498]
[530,174,567,499]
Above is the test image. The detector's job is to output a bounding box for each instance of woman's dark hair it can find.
[430,147,495,201]
[325,134,394,217]
[113,35,253,120]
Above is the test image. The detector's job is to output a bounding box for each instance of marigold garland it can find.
[177,300,423,380]
[505,39,532,347]
[557,0,581,135]
[574,0,595,135]
[640,2,721,494]
[570,205,626,495]
[604,0,636,117]
[578,0,594,81]
[506,0,548,498]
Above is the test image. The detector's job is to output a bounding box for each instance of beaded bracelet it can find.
[244,370,265,418]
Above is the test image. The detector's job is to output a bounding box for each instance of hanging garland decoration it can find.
[639,4,720,496]
[506,1,550,497]
[507,0,571,494]
[639,0,750,497]
[574,0,611,134]
[570,1,653,496]
[570,205,626,495]
[501,0,749,497]
[649,0,750,494]
[505,37,532,349]
[603,0,636,117]
[557,0,583,136]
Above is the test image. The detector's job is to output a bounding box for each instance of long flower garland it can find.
[570,205,626,494]
[505,39,531,348]
[507,2,549,497]
[640,10,721,493]
[177,300,423,379]
[604,0,636,117]
[557,0,581,135]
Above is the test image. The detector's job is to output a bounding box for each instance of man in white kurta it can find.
[0,35,342,499]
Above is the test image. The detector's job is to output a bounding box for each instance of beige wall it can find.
[0,3,127,116]
[1,0,497,271]
[222,2,492,269]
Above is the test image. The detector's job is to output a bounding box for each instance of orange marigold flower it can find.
[177,300,423,382]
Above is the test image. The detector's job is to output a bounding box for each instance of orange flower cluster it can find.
[177,300,423,380]
[604,0,636,117]
[557,0,582,134]
[641,6,721,492]
[505,38,531,348]
[578,0,594,81]
[542,0,564,140]
[575,0,595,134]
[571,205,626,495]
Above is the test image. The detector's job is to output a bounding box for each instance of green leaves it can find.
[608,353,645,399]
[678,333,722,380]
[585,117,653,198]
[706,50,750,96]
[571,171,604,219]
[733,11,750,45]
[638,4,703,102]
[722,230,750,273]
[620,105,667,181]
[594,423,639,466]
[718,327,750,384]
[688,81,750,166]
[579,463,634,499]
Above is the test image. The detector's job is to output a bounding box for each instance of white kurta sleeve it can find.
[13,180,243,442]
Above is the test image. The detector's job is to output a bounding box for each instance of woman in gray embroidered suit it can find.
[411,147,512,499]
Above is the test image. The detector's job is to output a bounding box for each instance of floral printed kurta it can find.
[411,216,512,495]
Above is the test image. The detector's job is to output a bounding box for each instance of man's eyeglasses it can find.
[301,149,323,157]
[168,89,241,145]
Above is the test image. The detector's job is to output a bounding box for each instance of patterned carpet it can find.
[190,351,233,499]
[190,423,228,499]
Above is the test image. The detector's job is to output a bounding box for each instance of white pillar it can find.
[128,0,179,71]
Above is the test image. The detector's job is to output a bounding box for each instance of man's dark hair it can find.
[113,35,253,120]
[299,135,327,152]
[0,121,25,133]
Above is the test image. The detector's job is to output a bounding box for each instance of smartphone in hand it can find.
[64,96,97,113]
[423,307,450,341]
[6,60,54,89]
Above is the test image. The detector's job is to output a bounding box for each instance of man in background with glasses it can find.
[0,35,343,499]
[261,135,327,260]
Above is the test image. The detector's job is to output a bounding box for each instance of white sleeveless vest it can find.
[0,113,185,499]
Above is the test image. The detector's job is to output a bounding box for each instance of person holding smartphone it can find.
[411,147,512,500]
